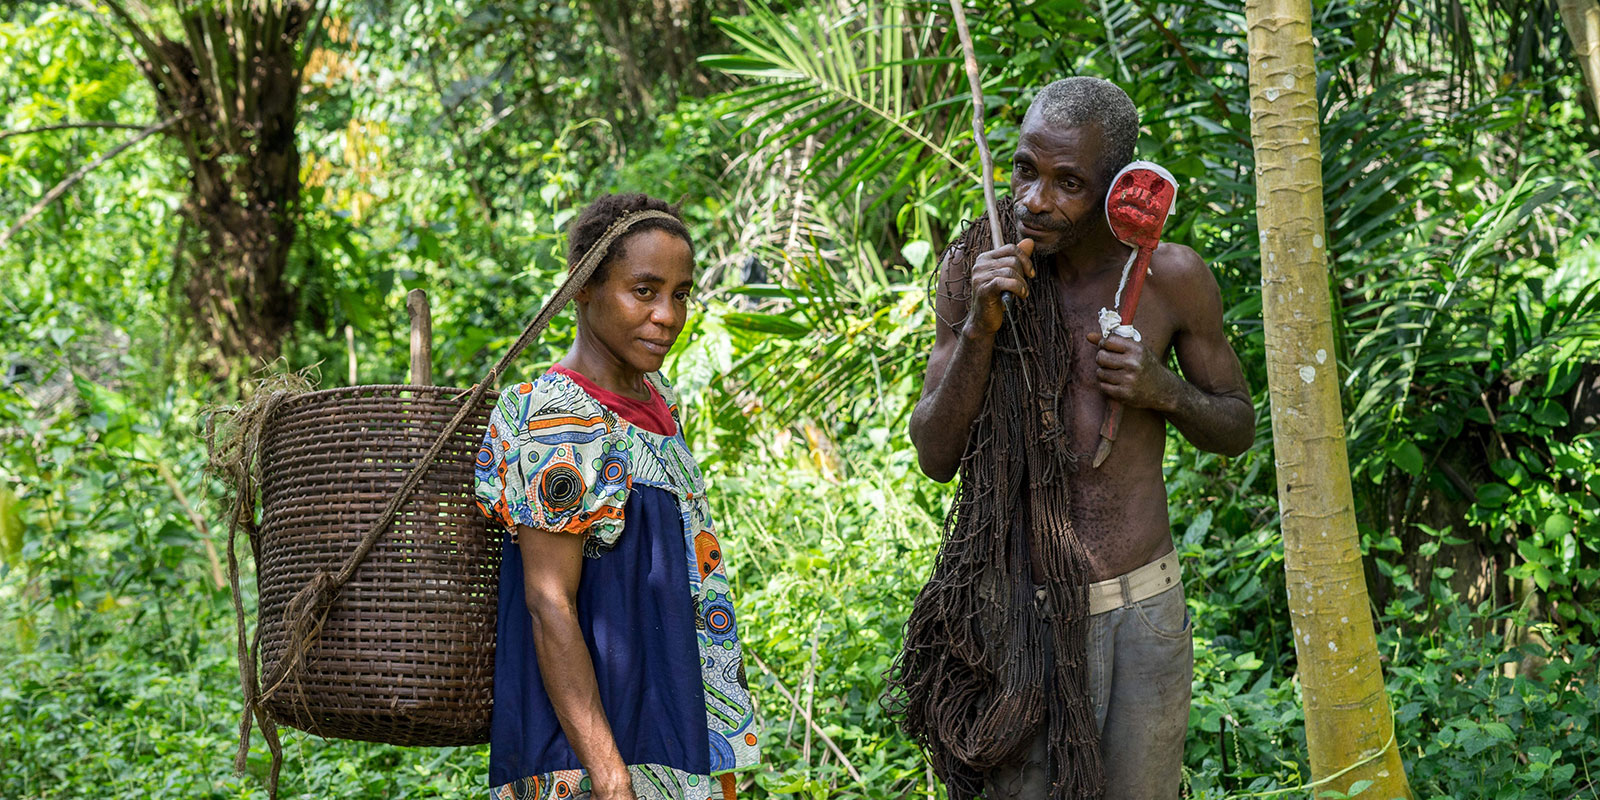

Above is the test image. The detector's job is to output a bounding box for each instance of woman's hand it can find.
[518,525,635,800]
[590,763,637,800]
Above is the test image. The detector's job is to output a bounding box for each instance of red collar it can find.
[548,365,677,436]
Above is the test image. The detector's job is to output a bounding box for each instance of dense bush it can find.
[5,0,1600,798]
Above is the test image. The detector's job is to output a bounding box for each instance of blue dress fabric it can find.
[474,372,761,800]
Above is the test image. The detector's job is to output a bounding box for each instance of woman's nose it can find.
[651,300,680,327]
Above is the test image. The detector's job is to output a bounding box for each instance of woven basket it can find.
[254,384,504,746]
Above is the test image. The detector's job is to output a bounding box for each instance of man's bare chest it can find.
[1048,275,1178,425]
[1054,277,1176,366]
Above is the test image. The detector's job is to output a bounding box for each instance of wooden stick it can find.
[800,620,821,765]
[947,0,1003,251]
[345,324,357,385]
[407,289,433,386]
[947,1,1030,390]
[750,651,865,786]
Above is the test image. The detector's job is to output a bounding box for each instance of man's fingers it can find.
[978,271,1029,300]
[981,243,1019,260]
[1096,367,1132,385]
[990,276,1030,301]
[1018,239,1036,278]
[1095,349,1137,369]
[1098,334,1135,353]
[1098,379,1130,400]
[1086,332,1102,345]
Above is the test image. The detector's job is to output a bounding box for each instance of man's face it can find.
[1009,115,1108,257]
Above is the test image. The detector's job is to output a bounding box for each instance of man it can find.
[887,77,1253,800]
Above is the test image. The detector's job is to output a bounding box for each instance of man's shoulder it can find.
[938,215,1003,274]
[1148,243,1228,333]
[1149,243,1220,300]
[1150,242,1208,282]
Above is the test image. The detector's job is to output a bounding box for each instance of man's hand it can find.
[964,239,1036,337]
[1088,331,1179,411]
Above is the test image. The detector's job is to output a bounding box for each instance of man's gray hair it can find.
[1026,77,1140,185]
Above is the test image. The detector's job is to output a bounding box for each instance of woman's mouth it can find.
[639,339,672,356]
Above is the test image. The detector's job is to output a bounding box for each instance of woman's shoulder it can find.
[644,371,682,414]
[493,372,609,434]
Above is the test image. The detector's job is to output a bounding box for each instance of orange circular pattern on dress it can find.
[518,383,533,394]
[554,779,571,798]
[745,732,758,745]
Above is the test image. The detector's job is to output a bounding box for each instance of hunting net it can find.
[885,207,1105,800]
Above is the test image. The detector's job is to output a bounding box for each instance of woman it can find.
[474,194,760,800]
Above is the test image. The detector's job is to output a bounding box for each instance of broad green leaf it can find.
[0,486,21,566]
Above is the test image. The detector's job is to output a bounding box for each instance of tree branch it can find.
[0,122,150,141]
[0,114,183,249]
[749,651,865,786]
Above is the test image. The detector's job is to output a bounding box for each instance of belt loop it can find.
[1118,574,1133,609]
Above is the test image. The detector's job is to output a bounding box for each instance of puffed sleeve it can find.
[474,375,631,552]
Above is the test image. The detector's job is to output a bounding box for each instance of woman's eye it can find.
[674,291,691,303]
[634,286,653,298]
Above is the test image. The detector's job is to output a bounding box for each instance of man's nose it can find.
[1017,182,1049,216]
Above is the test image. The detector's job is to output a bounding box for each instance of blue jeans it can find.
[984,580,1194,800]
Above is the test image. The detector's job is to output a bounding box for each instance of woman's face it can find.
[576,228,695,374]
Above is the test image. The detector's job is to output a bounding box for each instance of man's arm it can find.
[910,239,1035,482]
[517,527,637,800]
[1088,244,1254,456]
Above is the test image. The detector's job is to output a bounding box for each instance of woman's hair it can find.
[566,193,693,285]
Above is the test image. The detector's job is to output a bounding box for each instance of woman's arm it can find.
[517,525,636,800]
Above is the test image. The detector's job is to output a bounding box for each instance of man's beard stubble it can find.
[1014,202,1085,257]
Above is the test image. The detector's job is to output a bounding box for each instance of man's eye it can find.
[635,287,654,298]
[674,291,691,303]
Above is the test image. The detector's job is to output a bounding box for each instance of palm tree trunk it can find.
[1559,0,1600,124]
[1243,0,1414,796]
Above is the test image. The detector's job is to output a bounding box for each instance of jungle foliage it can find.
[2,0,1600,798]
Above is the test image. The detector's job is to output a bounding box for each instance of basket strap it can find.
[249,209,678,755]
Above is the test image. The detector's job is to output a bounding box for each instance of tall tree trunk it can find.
[1243,0,1415,796]
[94,0,317,371]
[1560,0,1600,126]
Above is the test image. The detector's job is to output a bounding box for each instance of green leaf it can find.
[0,485,22,566]
[722,312,812,338]
[900,240,933,271]
[1533,402,1568,428]
[1542,513,1574,540]
[1475,483,1512,508]
[1390,440,1424,476]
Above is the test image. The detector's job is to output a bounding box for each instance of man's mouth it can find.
[1018,222,1056,240]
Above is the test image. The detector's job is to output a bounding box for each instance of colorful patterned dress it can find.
[474,369,761,800]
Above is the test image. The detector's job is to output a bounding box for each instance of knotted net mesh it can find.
[885,207,1105,800]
